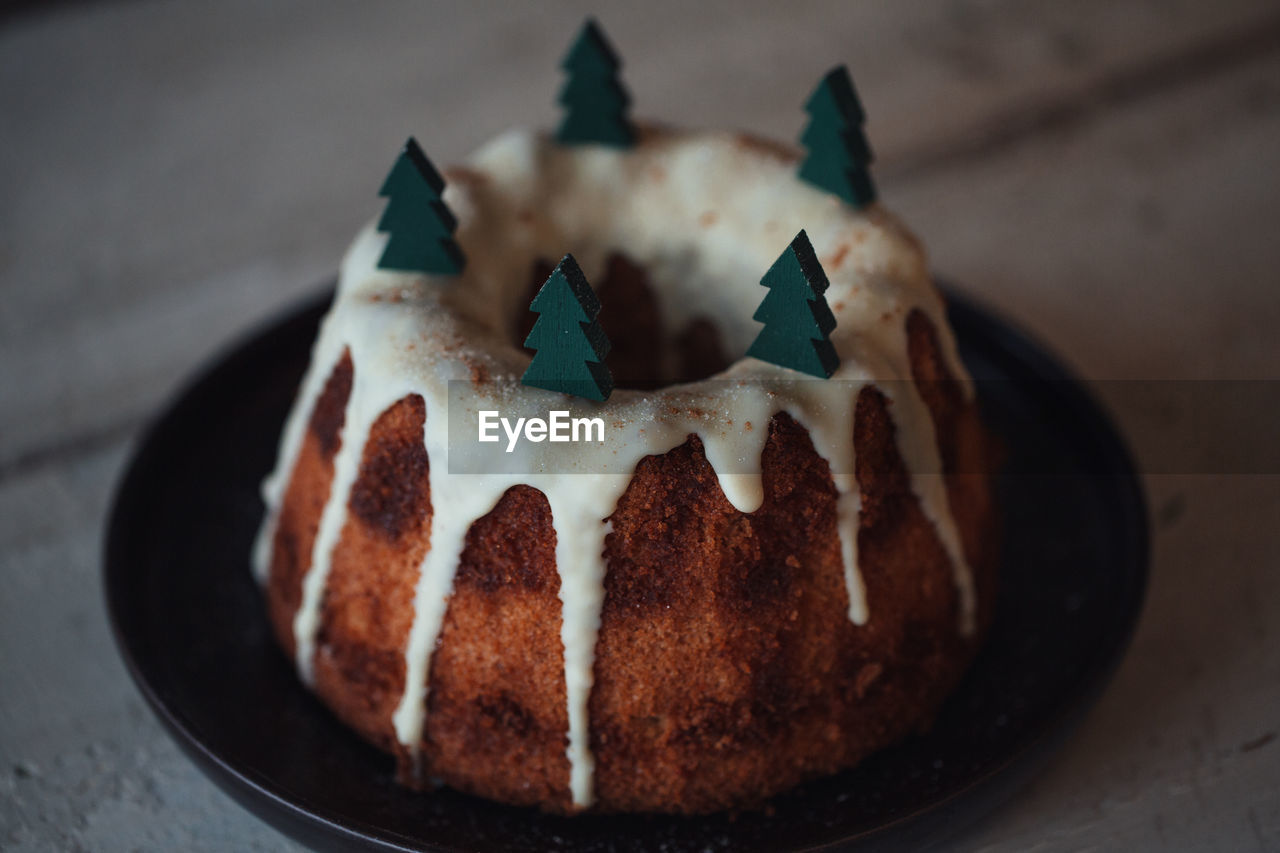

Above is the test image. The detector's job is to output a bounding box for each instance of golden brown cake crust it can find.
[265,307,998,814]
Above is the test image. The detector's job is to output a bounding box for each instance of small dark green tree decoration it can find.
[555,18,635,148]
[746,230,840,378]
[376,136,465,275]
[521,254,614,401]
[797,65,877,208]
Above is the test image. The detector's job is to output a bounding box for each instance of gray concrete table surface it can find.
[2,1,1278,850]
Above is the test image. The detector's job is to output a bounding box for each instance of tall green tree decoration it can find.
[376,136,466,275]
[555,18,635,148]
[797,65,877,208]
[521,254,614,401]
[746,230,841,378]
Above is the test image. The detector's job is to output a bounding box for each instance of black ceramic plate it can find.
[105,283,1147,852]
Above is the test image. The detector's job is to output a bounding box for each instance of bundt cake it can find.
[252,124,999,814]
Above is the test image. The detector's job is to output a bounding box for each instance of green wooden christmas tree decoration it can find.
[521,254,614,401]
[797,65,877,208]
[746,230,840,378]
[376,136,466,275]
[555,18,635,148]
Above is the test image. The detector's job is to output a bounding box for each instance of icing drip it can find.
[292,369,373,683]
[781,378,870,625]
[889,384,977,635]
[251,127,978,811]
[290,351,422,681]
[544,484,623,806]
[391,444,507,754]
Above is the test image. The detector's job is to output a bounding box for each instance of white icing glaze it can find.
[252,127,976,810]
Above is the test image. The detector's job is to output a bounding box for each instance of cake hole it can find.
[515,253,731,390]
